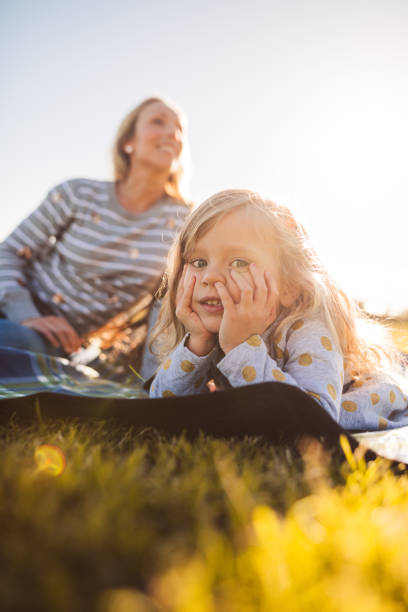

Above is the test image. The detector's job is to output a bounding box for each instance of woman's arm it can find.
[216,319,344,422]
[149,335,214,398]
[0,183,75,323]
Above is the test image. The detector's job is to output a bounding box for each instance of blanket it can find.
[0,347,407,463]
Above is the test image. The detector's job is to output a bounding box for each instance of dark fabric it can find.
[0,381,373,459]
[1,345,403,463]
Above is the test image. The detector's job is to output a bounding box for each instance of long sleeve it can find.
[0,179,190,334]
[217,319,344,422]
[339,375,408,431]
[0,184,75,322]
[150,336,214,398]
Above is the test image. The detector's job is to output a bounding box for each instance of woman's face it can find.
[125,101,184,172]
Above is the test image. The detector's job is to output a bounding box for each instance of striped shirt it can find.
[0,178,190,335]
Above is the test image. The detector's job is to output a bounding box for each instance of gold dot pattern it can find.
[327,384,336,400]
[353,380,363,388]
[246,335,262,347]
[291,319,304,331]
[307,391,321,401]
[321,336,332,351]
[371,393,380,405]
[390,390,396,404]
[378,417,388,430]
[342,400,357,413]
[181,360,195,373]
[274,332,282,344]
[162,390,175,398]
[298,353,312,366]
[272,369,286,382]
[163,359,171,370]
[275,345,284,360]
[242,366,256,382]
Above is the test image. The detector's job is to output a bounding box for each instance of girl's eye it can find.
[190,259,207,269]
[231,259,250,269]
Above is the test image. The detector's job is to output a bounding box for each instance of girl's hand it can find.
[215,263,278,354]
[175,265,216,356]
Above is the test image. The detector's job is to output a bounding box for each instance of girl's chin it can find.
[200,320,221,334]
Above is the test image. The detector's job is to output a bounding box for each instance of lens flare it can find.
[34,444,66,476]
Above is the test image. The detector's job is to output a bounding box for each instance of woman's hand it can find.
[22,316,82,354]
[175,266,216,356]
[215,263,278,354]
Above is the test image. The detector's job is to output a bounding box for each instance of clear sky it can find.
[1,0,407,315]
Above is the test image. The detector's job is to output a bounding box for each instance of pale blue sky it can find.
[1,0,407,314]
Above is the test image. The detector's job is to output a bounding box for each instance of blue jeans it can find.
[0,320,63,356]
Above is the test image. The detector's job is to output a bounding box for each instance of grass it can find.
[1,419,408,612]
[1,321,407,611]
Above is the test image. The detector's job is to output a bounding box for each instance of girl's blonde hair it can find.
[152,189,399,379]
[112,96,190,203]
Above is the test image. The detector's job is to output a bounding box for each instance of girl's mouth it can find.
[199,299,223,313]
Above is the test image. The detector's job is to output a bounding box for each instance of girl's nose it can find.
[201,267,225,286]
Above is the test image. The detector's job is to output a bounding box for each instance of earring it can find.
[124,144,133,154]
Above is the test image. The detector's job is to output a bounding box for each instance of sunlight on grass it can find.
[151,440,408,612]
[100,588,158,612]
[34,444,66,476]
[128,364,146,383]
[1,423,408,611]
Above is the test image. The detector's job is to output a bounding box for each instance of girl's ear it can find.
[279,284,300,308]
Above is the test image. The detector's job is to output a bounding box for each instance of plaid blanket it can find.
[0,347,147,399]
[1,346,408,464]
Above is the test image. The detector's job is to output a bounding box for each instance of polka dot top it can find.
[150,314,408,431]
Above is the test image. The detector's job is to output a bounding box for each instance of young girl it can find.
[149,190,407,432]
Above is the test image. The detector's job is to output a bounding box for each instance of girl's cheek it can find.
[229,269,255,289]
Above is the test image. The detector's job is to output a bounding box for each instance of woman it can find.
[0,97,191,373]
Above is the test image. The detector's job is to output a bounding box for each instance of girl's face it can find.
[125,101,184,172]
[183,208,281,333]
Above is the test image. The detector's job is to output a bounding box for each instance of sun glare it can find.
[34,444,66,476]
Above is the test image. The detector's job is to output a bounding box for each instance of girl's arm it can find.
[149,335,214,398]
[339,376,408,431]
[216,318,344,422]
[0,182,75,323]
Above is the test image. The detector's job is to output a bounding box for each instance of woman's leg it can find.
[0,320,62,355]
